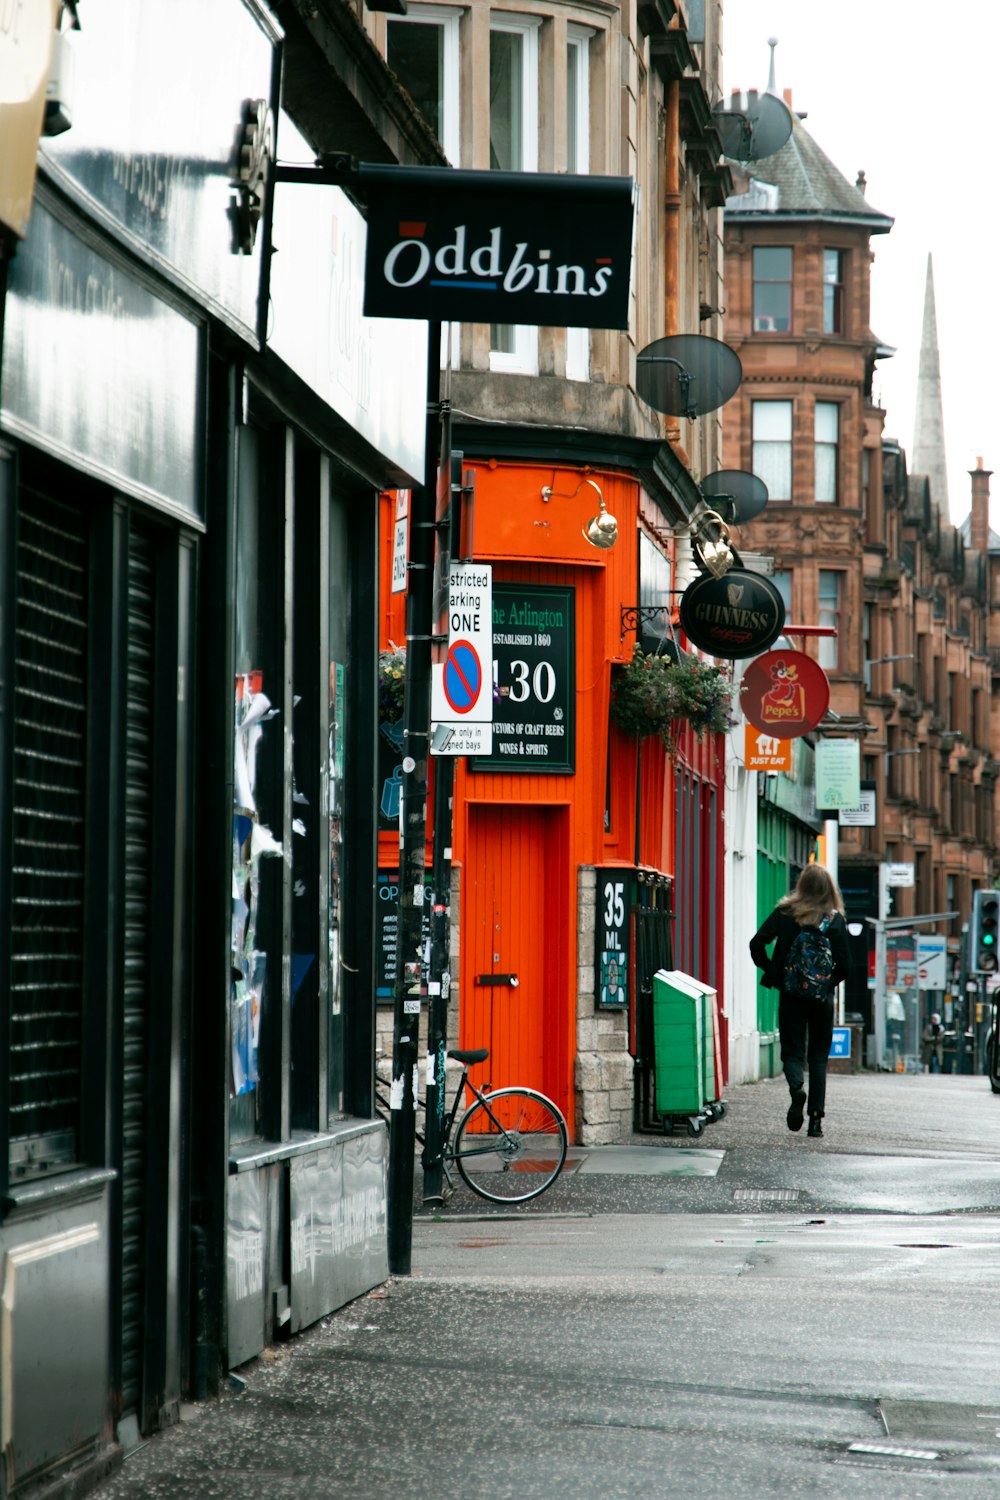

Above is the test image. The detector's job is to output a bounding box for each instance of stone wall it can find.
[574,866,635,1144]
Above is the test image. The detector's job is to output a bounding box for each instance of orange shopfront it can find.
[378,452,727,1143]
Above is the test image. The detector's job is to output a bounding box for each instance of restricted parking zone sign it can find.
[431,562,493,754]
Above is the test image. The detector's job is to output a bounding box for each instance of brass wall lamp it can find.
[688,508,735,578]
[541,476,618,549]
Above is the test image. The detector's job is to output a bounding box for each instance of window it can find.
[565,26,592,381]
[751,400,792,500]
[386,7,461,163]
[638,532,672,652]
[814,401,839,502]
[490,16,539,371]
[818,570,841,671]
[752,247,791,332]
[823,249,844,334]
[771,568,792,616]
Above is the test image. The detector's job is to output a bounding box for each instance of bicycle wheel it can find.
[452,1087,568,1203]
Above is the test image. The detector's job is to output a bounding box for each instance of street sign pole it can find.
[423,432,458,1206]
[387,321,442,1276]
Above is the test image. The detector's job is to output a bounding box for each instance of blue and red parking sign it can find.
[443,639,482,715]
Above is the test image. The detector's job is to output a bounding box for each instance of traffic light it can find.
[970,890,1000,973]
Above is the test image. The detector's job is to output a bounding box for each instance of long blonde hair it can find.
[778,863,845,926]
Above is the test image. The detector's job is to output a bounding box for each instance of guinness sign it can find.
[679,568,785,659]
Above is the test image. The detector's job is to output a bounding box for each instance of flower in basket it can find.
[378,644,406,726]
[611,645,734,745]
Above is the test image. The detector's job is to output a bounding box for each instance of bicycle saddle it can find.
[448,1047,489,1065]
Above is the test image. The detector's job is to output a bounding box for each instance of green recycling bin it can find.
[652,970,704,1115]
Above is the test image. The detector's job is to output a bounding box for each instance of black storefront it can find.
[0,3,438,1494]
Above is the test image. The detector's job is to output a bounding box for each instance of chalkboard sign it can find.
[595,867,631,1010]
[474,583,575,773]
[376,871,432,1001]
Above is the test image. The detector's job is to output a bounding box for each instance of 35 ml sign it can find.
[360,166,634,330]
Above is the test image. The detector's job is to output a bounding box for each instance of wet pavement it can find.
[418,1070,1000,1218]
[91,1070,1000,1500]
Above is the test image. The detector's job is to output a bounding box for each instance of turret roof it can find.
[724,107,893,232]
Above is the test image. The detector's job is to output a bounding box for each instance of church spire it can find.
[911,253,949,514]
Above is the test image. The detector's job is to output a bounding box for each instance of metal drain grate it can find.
[733,1188,800,1203]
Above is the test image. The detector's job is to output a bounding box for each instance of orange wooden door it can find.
[463,803,571,1122]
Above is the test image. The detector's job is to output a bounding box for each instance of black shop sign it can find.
[595,868,631,1011]
[475,583,575,774]
[360,166,634,330]
[375,871,432,1002]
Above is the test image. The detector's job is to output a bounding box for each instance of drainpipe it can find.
[663,80,680,339]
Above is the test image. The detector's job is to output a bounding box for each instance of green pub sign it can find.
[475,583,575,773]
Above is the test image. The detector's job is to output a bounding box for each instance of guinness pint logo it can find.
[679,567,785,660]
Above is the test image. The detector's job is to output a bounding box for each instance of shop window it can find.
[818,570,841,671]
[823,249,844,334]
[751,400,792,501]
[386,6,461,163]
[752,246,791,331]
[815,401,839,502]
[489,16,539,373]
[231,424,285,1142]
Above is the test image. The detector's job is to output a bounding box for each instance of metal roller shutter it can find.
[8,487,88,1178]
[121,520,154,1416]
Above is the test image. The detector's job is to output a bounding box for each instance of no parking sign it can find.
[431,563,493,749]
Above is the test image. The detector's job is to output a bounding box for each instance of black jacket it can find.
[749,906,850,993]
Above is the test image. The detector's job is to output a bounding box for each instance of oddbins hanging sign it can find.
[740,650,830,740]
[359,165,635,330]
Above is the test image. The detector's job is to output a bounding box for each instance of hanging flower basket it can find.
[611,645,734,746]
[378,644,406,727]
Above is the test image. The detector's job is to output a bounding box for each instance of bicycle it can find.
[375,1046,568,1204]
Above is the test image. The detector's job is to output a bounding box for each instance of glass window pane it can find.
[490,30,523,171]
[815,447,837,502]
[755,247,792,279]
[771,569,792,610]
[567,42,580,172]
[818,571,839,669]
[815,402,838,442]
[387,21,444,142]
[753,247,791,330]
[753,442,791,502]
[753,401,792,440]
[327,496,349,1118]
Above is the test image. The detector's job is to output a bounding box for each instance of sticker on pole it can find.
[443,640,482,715]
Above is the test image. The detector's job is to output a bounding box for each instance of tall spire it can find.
[911,254,949,514]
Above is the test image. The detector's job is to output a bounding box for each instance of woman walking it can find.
[749,864,850,1138]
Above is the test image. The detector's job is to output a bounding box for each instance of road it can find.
[94,1071,1000,1500]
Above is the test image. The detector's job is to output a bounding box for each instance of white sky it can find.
[722,0,1000,527]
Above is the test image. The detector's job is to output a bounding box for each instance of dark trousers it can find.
[779,991,835,1116]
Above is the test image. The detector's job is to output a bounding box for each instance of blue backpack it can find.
[783,916,835,999]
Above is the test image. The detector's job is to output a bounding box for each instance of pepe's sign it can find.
[360,165,634,330]
[740,650,830,740]
[678,568,785,659]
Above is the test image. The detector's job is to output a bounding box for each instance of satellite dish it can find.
[712,90,793,164]
[699,470,769,525]
[636,335,742,419]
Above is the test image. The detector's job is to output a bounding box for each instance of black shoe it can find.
[786,1089,806,1132]
[807,1116,823,1138]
